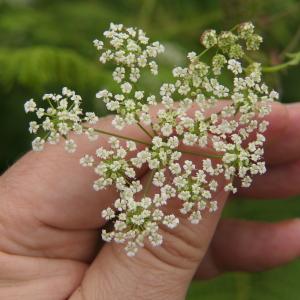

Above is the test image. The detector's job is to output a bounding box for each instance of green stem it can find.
[197,47,211,58]
[262,61,293,73]
[198,24,239,59]
[143,169,155,198]
[137,122,153,139]
[180,148,222,159]
[229,24,239,32]
[150,123,159,136]
[47,99,55,110]
[85,127,223,159]
[280,26,300,58]
[85,126,150,146]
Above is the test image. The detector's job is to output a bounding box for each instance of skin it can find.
[0,101,300,300]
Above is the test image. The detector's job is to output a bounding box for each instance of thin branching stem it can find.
[197,47,211,58]
[262,61,295,73]
[180,148,222,159]
[143,169,155,198]
[86,126,150,145]
[88,126,223,159]
[137,122,153,139]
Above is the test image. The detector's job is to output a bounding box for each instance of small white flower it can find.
[93,39,104,50]
[65,139,77,153]
[102,229,114,242]
[209,201,218,212]
[149,61,158,75]
[126,141,137,151]
[96,89,111,100]
[86,128,99,141]
[32,137,45,152]
[228,59,242,75]
[24,99,37,113]
[134,91,144,100]
[29,121,39,134]
[125,241,138,257]
[85,112,99,124]
[188,211,202,224]
[121,82,132,94]
[187,51,197,60]
[149,233,163,246]
[80,155,94,167]
[161,123,173,136]
[102,207,115,220]
[36,108,45,119]
[163,215,179,229]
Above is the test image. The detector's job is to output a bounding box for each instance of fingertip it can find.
[280,218,300,241]
[208,219,300,274]
[286,103,300,134]
[264,102,289,146]
[264,102,300,165]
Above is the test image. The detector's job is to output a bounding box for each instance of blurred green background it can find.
[0,0,299,299]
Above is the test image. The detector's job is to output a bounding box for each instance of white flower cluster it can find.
[25,22,279,256]
[24,87,98,152]
[94,22,164,82]
[94,23,164,130]
[85,137,137,191]
[173,161,219,224]
[201,22,263,59]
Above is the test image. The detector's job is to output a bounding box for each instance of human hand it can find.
[1,102,300,300]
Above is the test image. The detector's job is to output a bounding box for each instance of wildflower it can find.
[24,87,99,152]
[24,22,277,257]
[95,23,164,84]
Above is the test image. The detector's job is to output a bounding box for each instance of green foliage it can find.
[189,261,300,300]
[0,46,109,93]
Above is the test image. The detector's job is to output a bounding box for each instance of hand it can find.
[1,102,300,300]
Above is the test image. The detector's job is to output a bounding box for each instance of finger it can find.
[264,103,300,166]
[0,208,100,262]
[195,218,300,279]
[237,159,300,199]
[0,251,86,300]
[1,116,150,230]
[70,155,230,300]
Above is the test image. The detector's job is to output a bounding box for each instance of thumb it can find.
[69,169,229,300]
[68,101,288,300]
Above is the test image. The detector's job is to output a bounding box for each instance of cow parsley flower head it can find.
[25,87,100,152]
[25,22,282,256]
[95,22,164,84]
